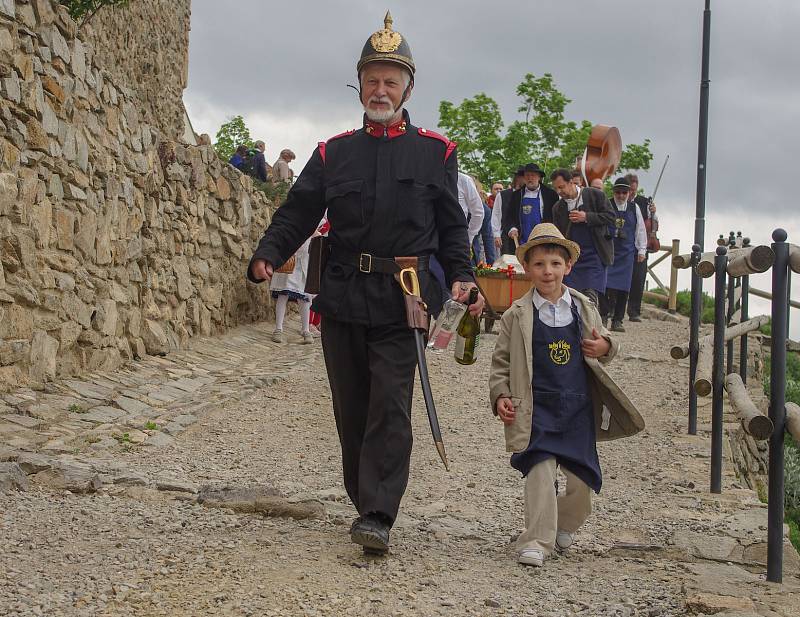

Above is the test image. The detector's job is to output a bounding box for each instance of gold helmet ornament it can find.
[357,11,415,77]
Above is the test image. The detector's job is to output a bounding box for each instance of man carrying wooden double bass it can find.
[247,12,483,555]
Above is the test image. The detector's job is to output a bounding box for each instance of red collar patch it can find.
[364,117,408,139]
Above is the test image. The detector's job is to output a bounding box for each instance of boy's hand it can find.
[581,328,611,358]
[496,397,516,425]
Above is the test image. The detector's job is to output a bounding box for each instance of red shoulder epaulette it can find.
[318,129,356,163]
[417,128,457,161]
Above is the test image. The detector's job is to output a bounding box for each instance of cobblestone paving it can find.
[1,311,799,616]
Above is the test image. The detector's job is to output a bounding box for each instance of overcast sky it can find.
[185,0,800,335]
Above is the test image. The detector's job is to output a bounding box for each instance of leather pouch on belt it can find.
[404,295,429,331]
[304,236,330,295]
[394,256,419,271]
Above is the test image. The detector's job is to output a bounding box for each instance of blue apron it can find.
[510,301,602,492]
[563,220,607,293]
[519,194,542,244]
[605,203,638,292]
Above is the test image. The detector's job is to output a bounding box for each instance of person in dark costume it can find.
[489,223,644,567]
[247,12,484,555]
[502,163,559,254]
[602,177,647,332]
[549,169,616,306]
[624,173,658,322]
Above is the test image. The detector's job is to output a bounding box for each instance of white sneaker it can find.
[517,549,544,567]
[300,332,313,344]
[271,329,284,343]
[555,530,574,552]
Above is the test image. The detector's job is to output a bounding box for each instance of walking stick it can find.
[398,267,449,471]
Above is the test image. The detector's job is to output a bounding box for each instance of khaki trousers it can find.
[515,458,593,555]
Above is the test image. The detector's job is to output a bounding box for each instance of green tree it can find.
[60,1,130,27]
[437,73,653,187]
[438,94,506,183]
[214,115,254,162]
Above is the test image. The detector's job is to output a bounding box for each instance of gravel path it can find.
[1,312,799,616]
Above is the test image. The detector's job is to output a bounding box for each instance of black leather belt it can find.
[330,249,430,274]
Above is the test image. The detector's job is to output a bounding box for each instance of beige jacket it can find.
[489,287,645,453]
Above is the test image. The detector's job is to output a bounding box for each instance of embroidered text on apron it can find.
[605,203,638,292]
[564,219,607,293]
[510,301,602,492]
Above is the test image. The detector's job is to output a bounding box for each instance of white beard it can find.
[614,197,628,207]
[363,96,401,123]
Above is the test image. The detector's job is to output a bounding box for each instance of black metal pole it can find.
[694,0,711,255]
[689,244,702,435]
[711,245,727,494]
[740,273,749,383]
[726,268,735,374]
[787,271,792,338]
[767,229,788,583]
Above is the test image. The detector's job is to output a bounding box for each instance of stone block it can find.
[172,256,193,300]
[25,117,49,152]
[141,319,170,355]
[33,0,57,26]
[16,452,53,475]
[34,465,102,494]
[0,304,34,339]
[80,406,126,423]
[58,321,82,350]
[0,0,15,18]
[0,172,19,217]
[29,330,58,383]
[73,209,96,258]
[30,197,52,249]
[0,463,28,492]
[685,593,756,614]
[61,292,92,328]
[0,339,29,366]
[50,26,70,63]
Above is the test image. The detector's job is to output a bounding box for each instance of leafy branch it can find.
[60,1,130,28]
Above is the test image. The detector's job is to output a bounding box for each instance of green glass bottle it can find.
[454,288,480,365]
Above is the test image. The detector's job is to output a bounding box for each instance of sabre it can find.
[398,267,449,471]
[650,154,670,203]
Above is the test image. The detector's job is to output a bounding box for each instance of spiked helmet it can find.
[357,11,415,77]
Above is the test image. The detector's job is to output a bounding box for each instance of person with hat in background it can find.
[490,222,644,567]
[247,11,484,556]
[624,173,658,323]
[602,177,647,331]
[549,169,616,307]
[503,163,559,256]
[492,166,526,255]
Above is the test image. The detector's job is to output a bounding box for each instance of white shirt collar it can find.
[532,285,572,310]
[524,186,541,197]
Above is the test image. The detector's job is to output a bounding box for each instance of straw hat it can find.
[515,222,581,264]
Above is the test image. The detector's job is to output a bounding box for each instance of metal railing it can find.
[673,228,800,583]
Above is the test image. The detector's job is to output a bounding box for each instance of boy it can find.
[489,223,644,567]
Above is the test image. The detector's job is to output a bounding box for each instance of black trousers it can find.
[603,289,629,323]
[321,317,417,524]
[628,256,648,318]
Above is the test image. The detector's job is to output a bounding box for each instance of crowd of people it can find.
[473,165,658,331]
[229,142,296,184]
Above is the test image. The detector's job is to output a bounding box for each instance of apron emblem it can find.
[549,340,571,365]
[522,204,532,215]
[615,217,625,228]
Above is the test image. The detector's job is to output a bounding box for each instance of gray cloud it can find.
[186,0,800,226]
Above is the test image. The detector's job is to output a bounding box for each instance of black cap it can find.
[523,163,546,177]
[357,11,415,76]
[612,177,630,191]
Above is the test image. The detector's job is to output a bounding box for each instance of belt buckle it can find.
[359,253,373,273]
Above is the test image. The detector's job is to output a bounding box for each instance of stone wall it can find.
[83,0,191,140]
[0,0,274,392]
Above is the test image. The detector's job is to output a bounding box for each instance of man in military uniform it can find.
[247,12,483,555]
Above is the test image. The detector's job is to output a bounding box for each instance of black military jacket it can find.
[248,110,473,326]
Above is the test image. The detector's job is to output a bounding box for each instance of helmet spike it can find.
[384,10,393,30]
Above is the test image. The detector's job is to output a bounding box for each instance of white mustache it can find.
[368,96,392,106]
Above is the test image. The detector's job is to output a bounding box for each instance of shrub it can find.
[60,1,130,27]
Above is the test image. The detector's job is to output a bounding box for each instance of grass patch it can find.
[112,432,132,444]
[68,404,86,414]
[144,421,158,431]
[642,288,715,323]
